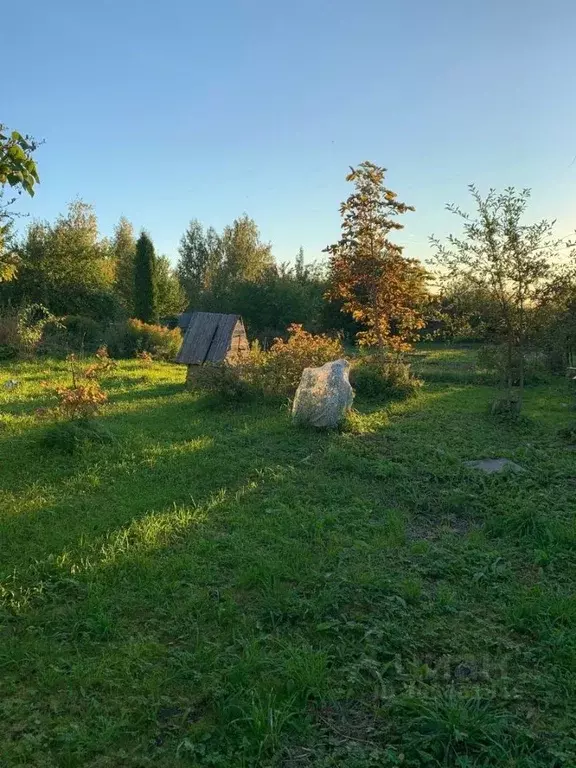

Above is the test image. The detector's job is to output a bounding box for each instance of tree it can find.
[0,125,40,282]
[156,255,186,317]
[9,200,117,318]
[112,217,136,313]
[425,276,502,342]
[295,246,306,282]
[225,262,326,340]
[532,267,576,371]
[178,215,272,309]
[216,214,273,291]
[177,220,212,306]
[325,161,426,352]
[134,232,158,323]
[431,185,560,410]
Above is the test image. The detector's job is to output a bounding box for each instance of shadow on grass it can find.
[0,393,333,569]
[1,377,570,599]
[106,381,186,402]
[2,374,576,766]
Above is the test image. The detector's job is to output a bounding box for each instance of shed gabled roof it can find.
[178,310,195,330]
[176,311,243,365]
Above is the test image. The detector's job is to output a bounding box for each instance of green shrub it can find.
[188,363,255,408]
[0,312,19,359]
[63,315,103,347]
[46,286,123,323]
[0,304,57,358]
[350,356,422,399]
[42,419,115,455]
[41,315,104,355]
[245,324,344,398]
[185,325,344,403]
[106,318,180,360]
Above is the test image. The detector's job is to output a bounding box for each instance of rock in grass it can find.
[292,359,354,428]
[464,458,526,474]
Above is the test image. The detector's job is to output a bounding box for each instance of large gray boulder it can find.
[292,359,354,428]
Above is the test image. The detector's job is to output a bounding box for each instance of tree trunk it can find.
[506,333,513,404]
[518,342,524,409]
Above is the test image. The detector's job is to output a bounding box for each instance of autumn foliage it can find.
[247,323,344,396]
[50,380,107,419]
[325,161,426,352]
[189,324,344,401]
[40,352,109,420]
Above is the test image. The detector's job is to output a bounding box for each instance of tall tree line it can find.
[175,214,358,339]
[0,200,185,322]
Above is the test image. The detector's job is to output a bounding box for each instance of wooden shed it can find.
[176,311,249,384]
[177,309,195,333]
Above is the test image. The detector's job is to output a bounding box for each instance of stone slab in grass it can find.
[464,458,526,474]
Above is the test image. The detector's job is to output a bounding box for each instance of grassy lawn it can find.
[1,346,575,767]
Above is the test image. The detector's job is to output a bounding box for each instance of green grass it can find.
[1,349,576,766]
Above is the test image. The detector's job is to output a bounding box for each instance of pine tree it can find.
[295,246,305,282]
[325,161,426,352]
[134,231,158,323]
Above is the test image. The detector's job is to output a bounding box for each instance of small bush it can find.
[62,315,103,349]
[0,312,19,359]
[84,346,117,379]
[351,356,422,399]
[42,419,115,455]
[136,350,154,366]
[41,315,104,355]
[246,324,344,398]
[0,304,57,358]
[490,396,522,421]
[187,363,255,407]
[185,325,344,402]
[106,319,180,360]
[47,380,108,420]
[40,354,109,420]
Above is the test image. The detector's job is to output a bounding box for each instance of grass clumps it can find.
[41,418,115,454]
[2,348,576,766]
[390,690,532,766]
[558,424,576,443]
[351,355,422,400]
[187,362,256,408]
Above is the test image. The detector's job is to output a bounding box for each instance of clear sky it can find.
[4,0,576,266]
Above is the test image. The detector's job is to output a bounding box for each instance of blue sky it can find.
[5,0,576,266]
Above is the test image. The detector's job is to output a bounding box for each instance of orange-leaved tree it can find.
[325,161,427,353]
